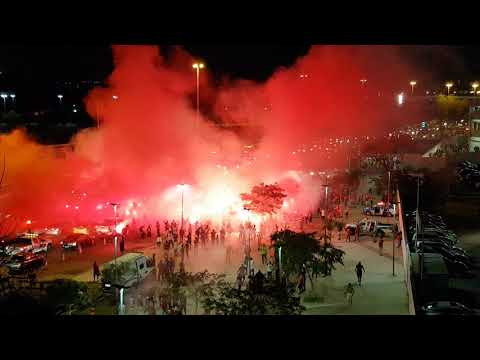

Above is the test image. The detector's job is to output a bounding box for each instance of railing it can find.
[397,190,416,315]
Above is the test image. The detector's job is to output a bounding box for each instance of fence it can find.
[397,190,416,315]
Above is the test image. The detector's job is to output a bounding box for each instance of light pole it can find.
[109,202,120,282]
[473,82,479,96]
[0,94,7,112]
[178,184,187,233]
[387,170,391,208]
[392,198,400,277]
[410,81,417,96]
[57,94,64,105]
[192,62,205,130]
[322,175,330,243]
[408,174,424,280]
[9,94,15,110]
[445,82,453,96]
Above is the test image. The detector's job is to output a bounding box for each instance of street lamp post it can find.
[387,171,391,208]
[410,81,417,96]
[192,63,205,131]
[0,94,7,112]
[9,94,15,110]
[57,94,64,105]
[445,82,453,96]
[178,184,188,233]
[322,175,330,243]
[109,202,120,281]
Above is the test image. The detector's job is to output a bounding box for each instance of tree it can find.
[314,243,346,277]
[240,183,287,216]
[271,230,345,290]
[44,279,90,314]
[201,277,305,315]
[175,270,224,315]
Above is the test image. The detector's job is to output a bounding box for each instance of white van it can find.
[101,252,154,289]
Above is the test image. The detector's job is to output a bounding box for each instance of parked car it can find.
[443,258,475,278]
[4,237,36,256]
[416,241,469,258]
[419,245,474,270]
[60,234,95,250]
[363,205,395,217]
[420,301,479,316]
[5,253,47,275]
[358,219,394,236]
[412,233,456,245]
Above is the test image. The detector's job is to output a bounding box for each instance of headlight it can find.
[72,242,77,246]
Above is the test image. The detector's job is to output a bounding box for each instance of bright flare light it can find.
[115,220,129,234]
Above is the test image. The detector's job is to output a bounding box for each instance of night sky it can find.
[0,44,478,85]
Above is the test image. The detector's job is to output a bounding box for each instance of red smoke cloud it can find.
[0,45,432,232]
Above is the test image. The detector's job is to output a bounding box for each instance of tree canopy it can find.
[201,277,305,315]
[240,183,287,215]
[271,230,345,288]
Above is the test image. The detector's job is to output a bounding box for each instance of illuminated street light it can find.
[445,82,453,96]
[473,82,479,96]
[112,95,119,100]
[360,79,367,86]
[192,62,205,131]
[0,93,7,112]
[57,94,64,105]
[397,93,404,106]
[410,81,417,95]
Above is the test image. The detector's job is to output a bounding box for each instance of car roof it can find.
[425,301,467,309]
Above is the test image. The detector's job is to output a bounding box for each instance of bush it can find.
[45,279,89,310]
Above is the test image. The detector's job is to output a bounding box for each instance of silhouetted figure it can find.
[356,262,365,286]
[93,261,100,281]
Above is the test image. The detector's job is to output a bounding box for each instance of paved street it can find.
[29,190,410,315]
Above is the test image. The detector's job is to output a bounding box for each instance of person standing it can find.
[226,245,232,265]
[298,270,306,294]
[147,225,152,239]
[266,261,273,281]
[395,231,402,248]
[260,244,268,265]
[220,227,226,246]
[345,283,355,306]
[355,224,360,242]
[355,262,365,286]
[93,261,100,282]
[379,238,384,256]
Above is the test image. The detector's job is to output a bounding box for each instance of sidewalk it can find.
[299,204,409,315]
[302,241,409,315]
